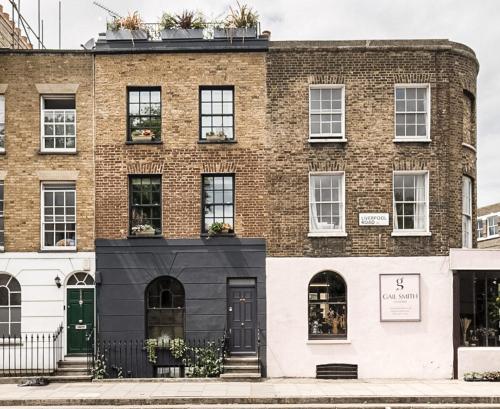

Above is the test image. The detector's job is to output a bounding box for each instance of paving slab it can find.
[0,379,499,406]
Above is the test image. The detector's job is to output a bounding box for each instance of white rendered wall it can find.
[458,347,500,378]
[0,252,95,354]
[266,256,453,379]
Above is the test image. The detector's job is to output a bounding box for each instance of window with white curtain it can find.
[462,176,472,248]
[309,173,345,235]
[393,172,429,233]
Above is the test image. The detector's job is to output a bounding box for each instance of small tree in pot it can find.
[215,2,259,39]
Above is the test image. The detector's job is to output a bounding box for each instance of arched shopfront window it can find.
[146,276,185,342]
[0,274,21,336]
[308,271,347,339]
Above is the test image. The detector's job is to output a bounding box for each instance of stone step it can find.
[224,356,259,364]
[219,372,262,380]
[223,365,260,374]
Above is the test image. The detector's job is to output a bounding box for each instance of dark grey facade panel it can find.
[96,237,266,376]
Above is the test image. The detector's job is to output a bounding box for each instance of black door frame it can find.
[227,278,257,355]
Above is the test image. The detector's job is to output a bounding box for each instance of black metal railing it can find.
[257,327,261,375]
[0,324,63,377]
[89,336,226,379]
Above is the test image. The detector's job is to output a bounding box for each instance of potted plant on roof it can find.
[106,11,149,41]
[160,10,207,40]
[215,2,258,39]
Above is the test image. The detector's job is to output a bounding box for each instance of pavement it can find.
[0,378,500,407]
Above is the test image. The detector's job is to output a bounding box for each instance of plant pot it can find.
[205,133,226,142]
[134,230,155,236]
[214,27,257,39]
[131,134,153,142]
[161,29,204,40]
[106,29,148,41]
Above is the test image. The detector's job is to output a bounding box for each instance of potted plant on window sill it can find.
[208,222,232,237]
[205,131,227,142]
[106,12,149,41]
[132,224,156,236]
[131,129,155,142]
[159,10,206,40]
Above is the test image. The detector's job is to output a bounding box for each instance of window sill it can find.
[393,138,431,143]
[0,149,5,155]
[38,150,78,155]
[391,231,432,237]
[308,232,347,237]
[478,235,499,242]
[308,138,347,143]
[125,140,163,145]
[127,234,164,239]
[307,339,350,345]
[39,248,77,253]
[200,233,236,238]
[198,139,237,144]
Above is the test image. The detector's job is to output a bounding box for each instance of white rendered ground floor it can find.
[266,249,500,379]
[0,252,95,359]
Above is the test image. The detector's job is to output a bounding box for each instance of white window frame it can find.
[477,213,500,241]
[308,171,347,237]
[394,84,431,142]
[308,84,346,143]
[392,170,431,236]
[40,95,77,153]
[462,176,472,248]
[477,218,485,240]
[487,214,499,238]
[0,181,4,251]
[40,182,77,251]
[0,94,5,153]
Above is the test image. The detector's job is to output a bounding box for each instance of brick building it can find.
[477,202,500,248]
[0,4,31,50]
[2,24,499,380]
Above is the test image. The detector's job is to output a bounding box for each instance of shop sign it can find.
[379,274,421,321]
[359,213,389,226]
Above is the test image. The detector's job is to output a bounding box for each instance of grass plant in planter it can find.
[160,10,206,40]
[215,2,258,39]
[106,11,149,41]
[208,222,232,237]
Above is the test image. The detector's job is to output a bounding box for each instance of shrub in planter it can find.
[208,222,232,237]
[160,10,206,40]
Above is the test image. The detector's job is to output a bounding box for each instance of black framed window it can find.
[127,87,161,143]
[202,174,234,233]
[146,276,184,342]
[129,176,162,236]
[200,87,234,140]
[460,271,500,347]
[308,271,347,339]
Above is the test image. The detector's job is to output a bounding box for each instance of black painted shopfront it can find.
[94,237,266,377]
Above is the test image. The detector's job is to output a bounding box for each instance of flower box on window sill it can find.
[204,131,229,143]
[131,130,157,143]
[131,225,157,237]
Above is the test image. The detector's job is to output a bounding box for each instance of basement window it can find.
[41,96,76,152]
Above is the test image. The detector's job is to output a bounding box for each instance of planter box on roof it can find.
[214,27,257,39]
[160,29,204,41]
[106,29,149,41]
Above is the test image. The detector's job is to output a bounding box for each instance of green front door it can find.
[67,288,94,355]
